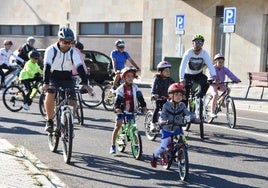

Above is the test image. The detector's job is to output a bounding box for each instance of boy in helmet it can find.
[17,36,37,65]
[109,67,147,154]
[19,50,43,110]
[151,83,198,168]
[150,61,175,133]
[110,39,140,92]
[179,34,217,106]
[208,53,241,117]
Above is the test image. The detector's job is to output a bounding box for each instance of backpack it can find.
[51,46,74,64]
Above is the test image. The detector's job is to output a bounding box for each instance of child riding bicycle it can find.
[150,61,175,133]
[208,53,241,117]
[151,83,199,167]
[109,67,147,154]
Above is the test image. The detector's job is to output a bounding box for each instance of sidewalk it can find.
[0,139,65,188]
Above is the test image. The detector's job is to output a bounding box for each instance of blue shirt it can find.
[110,50,130,70]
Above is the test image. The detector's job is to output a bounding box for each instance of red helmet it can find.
[120,67,137,79]
[168,83,185,94]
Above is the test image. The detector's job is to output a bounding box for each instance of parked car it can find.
[36,49,113,84]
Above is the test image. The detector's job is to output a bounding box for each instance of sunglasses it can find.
[194,40,203,45]
[118,46,125,49]
[61,40,72,45]
[33,57,39,60]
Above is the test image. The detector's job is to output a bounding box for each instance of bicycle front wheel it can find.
[226,96,236,128]
[102,84,115,111]
[144,111,158,141]
[61,111,73,164]
[199,98,204,139]
[2,85,25,112]
[177,145,189,181]
[131,130,142,160]
[48,117,60,152]
[81,81,103,108]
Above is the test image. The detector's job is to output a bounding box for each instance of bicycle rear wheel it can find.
[39,93,47,119]
[131,130,142,160]
[2,85,25,112]
[102,84,115,111]
[226,96,236,128]
[61,111,73,164]
[48,116,60,152]
[144,111,158,141]
[199,98,204,139]
[177,145,189,181]
[76,92,84,125]
[81,81,103,108]
[204,94,214,124]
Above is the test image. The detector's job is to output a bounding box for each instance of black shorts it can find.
[49,79,76,100]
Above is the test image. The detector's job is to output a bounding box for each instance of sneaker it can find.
[210,113,217,118]
[22,103,30,111]
[45,119,54,133]
[109,145,116,154]
[109,86,117,93]
[221,102,226,108]
[150,122,157,133]
[151,154,157,168]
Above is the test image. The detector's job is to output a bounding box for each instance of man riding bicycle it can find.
[42,26,92,133]
[179,34,217,105]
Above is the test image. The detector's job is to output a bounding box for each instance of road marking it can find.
[237,116,268,123]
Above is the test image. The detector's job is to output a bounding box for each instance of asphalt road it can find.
[0,86,267,188]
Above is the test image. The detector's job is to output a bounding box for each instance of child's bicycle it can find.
[116,110,144,160]
[204,81,238,128]
[158,119,189,181]
[2,80,42,112]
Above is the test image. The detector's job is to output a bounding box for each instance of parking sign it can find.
[224,7,236,25]
[176,14,185,30]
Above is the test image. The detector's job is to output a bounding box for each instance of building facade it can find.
[1,0,268,83]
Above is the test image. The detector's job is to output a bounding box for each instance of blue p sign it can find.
[224,7,236,25]
[176,14,185,30]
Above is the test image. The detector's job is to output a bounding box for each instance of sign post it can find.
[223,7,236,69]
[175,14,185,57]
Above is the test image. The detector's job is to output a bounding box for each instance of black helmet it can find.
[58,26,75,41]
[28,50,40,59]
[75,41,84,50]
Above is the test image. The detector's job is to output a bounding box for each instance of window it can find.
[153,19,163,69]
[215,6,226,54]
[0,25,59,36]
[79,22,142,35]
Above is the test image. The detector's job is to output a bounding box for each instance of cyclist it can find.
[72,41,88,76]
[17,36,36,66]
[150,61,175,133]
[109,67,147,154]
[208,53,241,117]
[0,40,23,88]
[110,39,140,92]
[179,34,217,106]
[42,26,92,133]
[151,83,198,168]
[19,50,43,111]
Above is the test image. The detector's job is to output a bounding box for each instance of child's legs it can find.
[153,136,171,157]
[111,118,123,145]
[21,79,32,105]
[210,85,219,113]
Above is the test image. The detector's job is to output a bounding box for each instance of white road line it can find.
[237,116,268,123]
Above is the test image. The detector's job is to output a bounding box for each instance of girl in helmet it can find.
[109,67,147,154]
[151,83,198,168]
[19,50,43,110]
[110,39,140,92]
[150,61,175,133]
[208,53,241,117]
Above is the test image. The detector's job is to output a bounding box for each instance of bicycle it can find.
[158,120,189,181]
[0,63,22,88]
[80,79,103,108]
[144,98,166,141]
[47,87,86,164]
[2,80,42,112]
[204,81,237,128]
[183,80,205,139]
[116,110,143,160]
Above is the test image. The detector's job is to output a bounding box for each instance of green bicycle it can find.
[116,111,143,160]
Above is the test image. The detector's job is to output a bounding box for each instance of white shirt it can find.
[0,48,12,66]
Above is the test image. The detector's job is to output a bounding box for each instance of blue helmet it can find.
[58,26,75,41]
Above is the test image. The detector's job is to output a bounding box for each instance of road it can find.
[0,86,267,188]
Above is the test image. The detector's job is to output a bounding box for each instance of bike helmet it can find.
[214,53,225,60]
[27,36,35,45]
[3,40,13,45]
[192,34,205,42]
[115,39,125,47]
[28,50,40,59]
[120,67,137,79]
[157,61,171,71]
[168,83,185,94]
[75,41,84,50]
[58,26,75,41]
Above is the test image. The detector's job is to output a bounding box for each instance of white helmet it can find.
[157,61,171,71]
[27,36,35,44]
